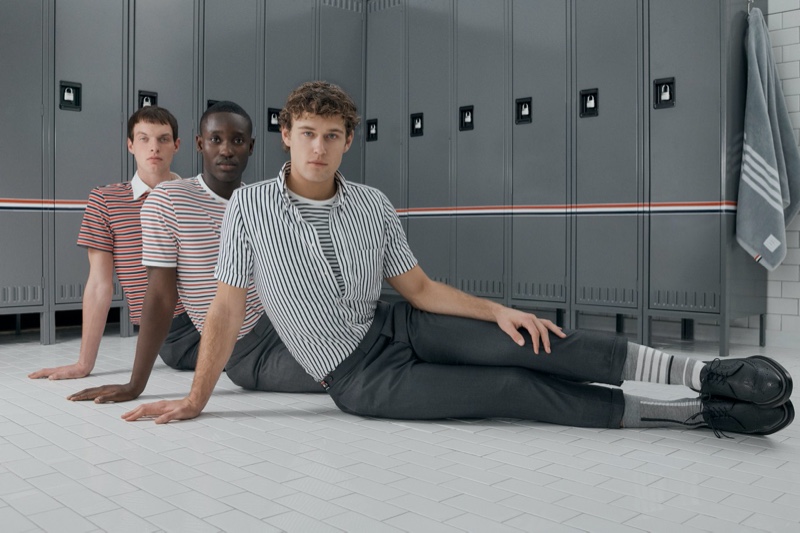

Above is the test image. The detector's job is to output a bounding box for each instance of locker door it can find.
[204,0,260,183]
[54,0,125,304]
[455,0,505,299]
[511,0,568,305]
[574,0,640,308]
[264,0,315,177]
[364,0,404,208]
[319,0,365,184]
[648,0,722,312]
[133,0,196,179]
[407,0,452,286]
[0,0,45,308]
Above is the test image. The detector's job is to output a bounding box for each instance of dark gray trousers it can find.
[159,312,323,393]
[323,302,628,428]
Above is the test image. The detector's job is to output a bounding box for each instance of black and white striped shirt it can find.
[215,163,417,381]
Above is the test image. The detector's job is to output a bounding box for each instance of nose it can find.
[312,136,326,155]
[219,140,234,156]
[149,138,160,152]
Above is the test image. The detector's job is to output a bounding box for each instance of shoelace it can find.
[685,403,734,439]
[702,358,741,387]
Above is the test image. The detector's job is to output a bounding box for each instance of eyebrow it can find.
[297,125,345,134]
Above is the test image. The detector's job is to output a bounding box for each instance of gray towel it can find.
[737,7,800,270]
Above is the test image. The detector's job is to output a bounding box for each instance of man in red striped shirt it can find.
[30,106,187,380]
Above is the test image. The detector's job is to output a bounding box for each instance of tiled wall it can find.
[754,0,800,346]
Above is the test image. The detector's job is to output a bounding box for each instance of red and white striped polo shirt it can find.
[77,174,185,324]
[141,175,262,338]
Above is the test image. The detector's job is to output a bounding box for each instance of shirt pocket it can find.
[341,246,383,302]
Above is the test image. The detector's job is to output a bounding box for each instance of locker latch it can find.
[653,77,675,109]
[267,107,281,132]
[515,97,532,125]
[59,81,82,111]
[459,105,474,131]
[410,113,424,137]
[579,89,598,118]
[138,90,158,109]
[366,119,378,142]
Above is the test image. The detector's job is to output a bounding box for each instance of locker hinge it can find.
[41,277,46,290]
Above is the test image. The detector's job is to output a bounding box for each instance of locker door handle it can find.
[579,89,598,118]
[653,77,675,109]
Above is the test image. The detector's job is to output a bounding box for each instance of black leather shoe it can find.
[691,397,795,437]
[699,356,793,408]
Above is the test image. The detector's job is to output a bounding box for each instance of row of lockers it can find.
[363,0,767,354]
[0,0,365,343]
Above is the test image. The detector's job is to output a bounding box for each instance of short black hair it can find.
[200,101,253,136]
[127,106,179,141]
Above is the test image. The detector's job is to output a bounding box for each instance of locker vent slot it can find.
[577,286,637,307]
[368,0,401,12]
[650,289,719,312]
[513,282,565,302]
[58,283,85,302]
[1,285,43,306]
[325,0,363,13]
[459,279,503,298]
[432,276,450,285]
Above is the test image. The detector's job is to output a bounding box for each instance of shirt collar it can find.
[131,171,180,200]
[277,161,348,210]
[130,173,150,200]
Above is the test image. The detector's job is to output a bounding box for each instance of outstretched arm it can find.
[122,281,246,423]
[387,265,565,353]
[68,266,178,402]
[29,248,114,379]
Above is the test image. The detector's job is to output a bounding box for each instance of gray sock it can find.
[622,342,705,390]
[621,394,704,429]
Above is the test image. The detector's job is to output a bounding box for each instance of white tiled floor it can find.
[1,328,799,532]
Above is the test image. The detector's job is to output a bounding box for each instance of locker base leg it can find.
[40,311,55,345]
[681,318,694,341]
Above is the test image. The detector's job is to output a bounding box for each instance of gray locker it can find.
[574,0,641,311]
[510,0,569,307]
[407,0,452,286]
[644,0,768,355]
[364,0,405,208]
[203,0,261,183]
[319,0,365,184]
[132,0,197,179]
[455,0,505,299]
[264,0,315,177]
[54,0,126,305]
[0,0,45,309]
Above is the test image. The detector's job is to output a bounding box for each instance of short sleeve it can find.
[380,193,417,278]
[77,188,113,252]
[215,189,254,288]
[141,188,179,267]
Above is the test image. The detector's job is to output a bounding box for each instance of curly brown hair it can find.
[278,81,360,152]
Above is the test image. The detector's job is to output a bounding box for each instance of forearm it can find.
[407,279,505,322]
[77,280,114,371]
[186,301,244,411]
[127,292,177,394]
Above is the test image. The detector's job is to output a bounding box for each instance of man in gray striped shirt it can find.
[125,82,793,437]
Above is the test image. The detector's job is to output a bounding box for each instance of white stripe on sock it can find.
[637,345,647,382]
[658,352,670,384]
[691,362,704,391]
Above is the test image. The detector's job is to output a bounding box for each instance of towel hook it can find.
[747,0,754,14]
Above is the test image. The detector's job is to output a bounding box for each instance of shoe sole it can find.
[748,356,793,408]
[758,400,795,436]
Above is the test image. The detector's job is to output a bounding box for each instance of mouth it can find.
[147,157,162,163]
[309,161,326,167]
[217,160,238,170]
